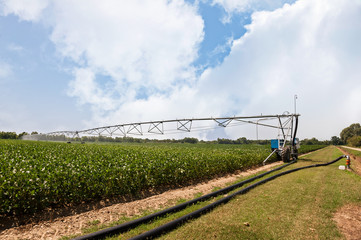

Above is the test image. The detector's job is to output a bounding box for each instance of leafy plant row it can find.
[297,144,325,155]
[0,140,325,215]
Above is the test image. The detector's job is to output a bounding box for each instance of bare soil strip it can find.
[333,204,361,240]
[342,146,361,152]
[0,162,283,240]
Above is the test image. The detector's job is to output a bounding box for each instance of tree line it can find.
[1,123,360,147]
[339,123,361,147]
[0,131,333,145]
[0,131,37,139]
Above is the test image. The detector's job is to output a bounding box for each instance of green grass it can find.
[81,146,359,240]
[340,146,361,158]
[158,146,361,240]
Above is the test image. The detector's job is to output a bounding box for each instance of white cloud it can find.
[0,61,12,80]
[7,43,24,52]
[88,85,229,140]
[2,0,361,141]
[0,0,49,21]
[48,0,203,93]
[67,68,116,112]
[212,0,292,13]
[212,0,294,23]
[1,0,206,132]
[39,0,203,126]
[200,0,361,140]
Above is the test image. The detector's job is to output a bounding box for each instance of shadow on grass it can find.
[298,158,324,163]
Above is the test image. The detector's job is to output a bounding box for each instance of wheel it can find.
[281,146,291,162]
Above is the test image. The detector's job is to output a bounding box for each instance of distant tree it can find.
[0,131,18,139]
[340,123,361,143]
[182,137,198,144]
[347,136,361,147]
[330,136,343,145]
[236,137,249,144]
[31,131,39,135]
[18,132,29,139]
[301,137,321,145]
[217,138,233,144]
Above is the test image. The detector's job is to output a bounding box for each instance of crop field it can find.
[0,139,324,215]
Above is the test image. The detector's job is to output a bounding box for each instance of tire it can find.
[281,146,291,162]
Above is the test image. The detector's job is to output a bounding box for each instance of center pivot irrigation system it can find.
[42,113,300,162]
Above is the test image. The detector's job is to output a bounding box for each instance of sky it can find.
[0,0,361,141]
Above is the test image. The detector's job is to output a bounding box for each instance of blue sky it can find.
[1,0,361,140]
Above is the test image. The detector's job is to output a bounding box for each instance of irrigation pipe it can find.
[73,161,296,240]
[128,155,348,240]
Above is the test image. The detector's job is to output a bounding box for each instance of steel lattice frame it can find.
[44,114,300,142]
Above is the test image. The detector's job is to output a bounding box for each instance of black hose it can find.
[292,115,299,148]
[72,161,295,240]
[292,116,298,147]
[128,155,347,240]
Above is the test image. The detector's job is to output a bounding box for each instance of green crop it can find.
[298,144,325,154]
[0,140,324,215]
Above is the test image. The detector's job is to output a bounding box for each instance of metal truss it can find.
[45,114,300,139]
[177,120,192,132]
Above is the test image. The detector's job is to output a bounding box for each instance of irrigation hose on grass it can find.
[129,155,347,240]
[73,161,295,240]
[73,155,347,240]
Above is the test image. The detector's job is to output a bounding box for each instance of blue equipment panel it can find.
[271,139,279,149]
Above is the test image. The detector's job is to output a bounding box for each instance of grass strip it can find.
[159,146,361,240]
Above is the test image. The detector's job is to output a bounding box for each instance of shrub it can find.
[347,135,361,147]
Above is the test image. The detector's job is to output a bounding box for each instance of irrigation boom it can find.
[46,114,299,138]
[26,113,300,162]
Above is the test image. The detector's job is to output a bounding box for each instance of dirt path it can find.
[341,146,361,152]
[334,204,361,240]
[0,162,283,240]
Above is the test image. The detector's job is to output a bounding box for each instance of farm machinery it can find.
[271,137,300,162]
[37,113,300,163]
[267,113,299,163]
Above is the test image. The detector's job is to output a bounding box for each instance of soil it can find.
[333,204,361,240]
[0,162,282,240]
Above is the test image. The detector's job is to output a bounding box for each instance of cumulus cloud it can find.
[1,0,206,127]
[212,0,293,13]
[0,0,49,21]
[39,0,203,126]
[212,0,295,23]
[201,0,361,139]
[67,68,116,112]
[49,0,203,96]
[2,0,361,141]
